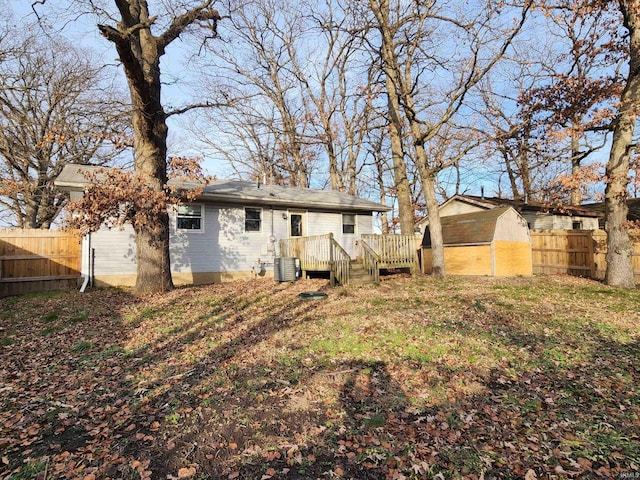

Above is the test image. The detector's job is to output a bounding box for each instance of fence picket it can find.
[531,230,639,281]
[0,229,81,296]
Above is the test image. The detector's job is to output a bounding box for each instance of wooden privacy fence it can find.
[531,230,640,281]
[0,229,81,297]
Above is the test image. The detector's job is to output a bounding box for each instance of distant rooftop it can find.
[443,194,603,218]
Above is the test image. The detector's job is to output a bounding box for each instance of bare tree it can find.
[34,0,224,293]
[474,72,564,202]
[0,28,129,228]
[294,0,374,194]
[519,2,624,205]
[368,0,531,275]
[196,0,315,187]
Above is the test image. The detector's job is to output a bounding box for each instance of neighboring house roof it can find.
[55,165,391,213]
[583,198,640,222]
[441,194,602,217]
[416,194,602,230]
[421,206,516,247]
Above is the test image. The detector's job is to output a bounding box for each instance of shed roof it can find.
[55,165,391,213]
[422,207,516,247]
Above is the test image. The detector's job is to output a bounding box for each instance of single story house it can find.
[55,165,391,287]
[582,198,640,228]
[416,194,603,233]
[421,206,532,276]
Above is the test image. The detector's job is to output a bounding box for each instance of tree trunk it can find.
[387,92,415,235]
[605,111,636,287]
[604,0,638,288]
[570,129,582,206]
[127,74,174,293]
[100,6,174,293]
[134,212,173,293]
[418,163,445,277]
[371,0,414,235]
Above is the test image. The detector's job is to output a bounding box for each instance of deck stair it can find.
[348,260,376,286]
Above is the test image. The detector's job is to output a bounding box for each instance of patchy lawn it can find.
[0,275,638,479]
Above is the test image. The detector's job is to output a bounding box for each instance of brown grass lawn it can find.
[0,274,638,479]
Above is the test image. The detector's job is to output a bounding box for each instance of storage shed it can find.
[421,207,532,276]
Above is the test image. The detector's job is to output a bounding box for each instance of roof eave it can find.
[197,192,391,212]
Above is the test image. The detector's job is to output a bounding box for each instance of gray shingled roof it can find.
[421,207,512,247]
[55,165,390,213]
[445,194,602,218]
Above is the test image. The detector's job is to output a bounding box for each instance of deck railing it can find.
[331,239,351,286]
[280,234,333,270]
[361,241,380,283]
[279,233,351,286]
[360,234,419,273]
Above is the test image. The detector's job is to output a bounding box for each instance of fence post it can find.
[587,230,595,278]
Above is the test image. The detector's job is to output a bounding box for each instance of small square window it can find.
[177,204,203,231]
[342,213,355,234]
[572,221,583,230]
[245,207,262,232]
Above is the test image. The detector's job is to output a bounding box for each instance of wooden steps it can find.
[348,261,376,286]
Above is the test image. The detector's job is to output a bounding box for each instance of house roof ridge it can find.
[55,164,391,212]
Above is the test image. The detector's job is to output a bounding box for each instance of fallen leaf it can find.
[178,466,196,478]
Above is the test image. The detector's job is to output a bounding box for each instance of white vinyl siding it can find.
[306,211,373,258]
[88,206,376,280]
[525,213,599,231]
[172,206,268,273]
[89,225,137,276]
[440,202,486,217]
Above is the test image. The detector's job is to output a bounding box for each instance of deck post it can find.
[329,233,335,286]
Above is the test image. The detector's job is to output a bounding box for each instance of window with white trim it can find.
[176,204,203,231]
[245,207,262,232]
[342,213,356,234]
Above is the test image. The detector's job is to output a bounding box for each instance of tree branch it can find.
[157,1,222,54]
[165,101,231,118]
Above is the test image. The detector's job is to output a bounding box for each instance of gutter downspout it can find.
[79,232,91,293]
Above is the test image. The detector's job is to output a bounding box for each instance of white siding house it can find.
[56,166,388,287]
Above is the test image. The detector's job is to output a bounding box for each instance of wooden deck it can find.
[279,234,419,286]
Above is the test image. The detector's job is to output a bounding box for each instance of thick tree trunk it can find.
[371,0,414,235]
[418,163,445,277]
[128,81,174,293]
[100,7,174,293]
[605,112,636,287]
[387,93,415,235]
[134,212,173,293]
[131,123,174,292]
[604,0,638,288]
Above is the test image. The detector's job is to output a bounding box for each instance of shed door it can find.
[290,212,305,237]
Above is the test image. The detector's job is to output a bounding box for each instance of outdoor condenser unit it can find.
[274,257,301,282]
